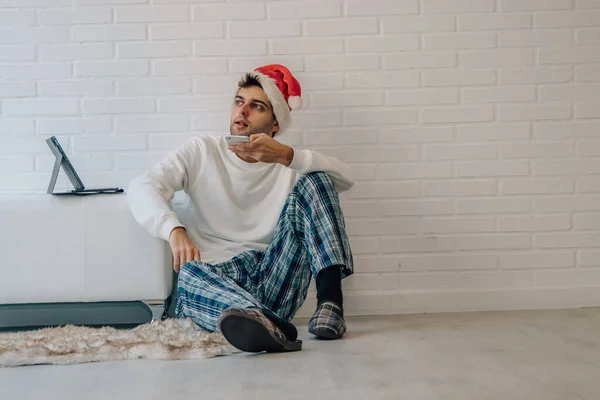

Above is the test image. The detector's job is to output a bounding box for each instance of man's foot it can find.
[308,301,346,340]
[218,308,302,353]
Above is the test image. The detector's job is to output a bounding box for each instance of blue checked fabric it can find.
[308,301,346,338]
[175,172,354,332]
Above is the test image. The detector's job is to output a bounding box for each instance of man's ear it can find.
[271,120,280,137]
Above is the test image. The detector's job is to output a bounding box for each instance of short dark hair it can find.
[238,73,262,89]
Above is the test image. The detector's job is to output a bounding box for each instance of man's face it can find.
[230,86,279,137]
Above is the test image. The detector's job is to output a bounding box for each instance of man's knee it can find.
[291,172,344,215]
[296,172,336,194]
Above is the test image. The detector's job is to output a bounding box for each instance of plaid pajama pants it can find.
[175,171,354,332]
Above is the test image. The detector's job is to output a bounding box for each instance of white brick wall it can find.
[2,0,600,317]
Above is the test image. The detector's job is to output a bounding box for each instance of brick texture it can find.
[1,0,600,315]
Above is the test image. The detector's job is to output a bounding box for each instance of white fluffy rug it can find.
[0,318,238,368]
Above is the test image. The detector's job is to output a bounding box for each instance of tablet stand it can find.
[47,151,64,195]
[45,148,123,196]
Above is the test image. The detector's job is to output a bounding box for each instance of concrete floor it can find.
[1,308,599,400]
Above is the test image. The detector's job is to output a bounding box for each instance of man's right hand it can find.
[169,227,201,272]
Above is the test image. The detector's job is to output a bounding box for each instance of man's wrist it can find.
[170,226,186,238]
[281,146,294,167]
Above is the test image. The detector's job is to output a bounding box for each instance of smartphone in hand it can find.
[225,135,250,146]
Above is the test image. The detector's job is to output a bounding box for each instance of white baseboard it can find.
[293,287,600,319]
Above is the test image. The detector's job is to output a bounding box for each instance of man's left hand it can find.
[229,133,294,166]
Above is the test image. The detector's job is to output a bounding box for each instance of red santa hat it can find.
[239,64,302,133]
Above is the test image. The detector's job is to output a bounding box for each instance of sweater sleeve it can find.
[126,138,203,242]
[288,148,355,193]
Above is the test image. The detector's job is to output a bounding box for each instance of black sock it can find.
[316,265,343,306]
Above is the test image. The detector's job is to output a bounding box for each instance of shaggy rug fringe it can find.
[0,318,237,368]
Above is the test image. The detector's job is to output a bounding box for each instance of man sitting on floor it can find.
[127,64,355,353]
